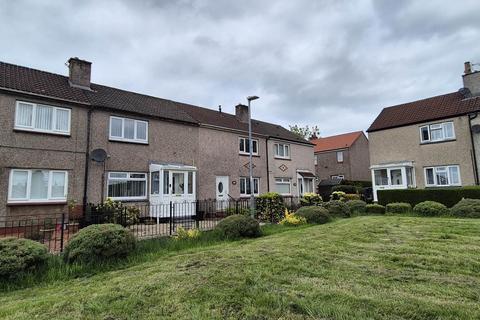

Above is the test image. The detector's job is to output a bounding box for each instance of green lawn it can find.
[1,216,480,319]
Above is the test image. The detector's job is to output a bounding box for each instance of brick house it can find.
[311,131,370,182]
[0,58,315,220]
[367,62,480,201]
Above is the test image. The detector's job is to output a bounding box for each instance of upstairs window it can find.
[239,137,258,155]
[15,101,71,135]
[8,169,68,202]
[424,165,460,187]
[109,116,148,144]
[336,151,344,163]
[420,122,455,143]
[274,143,290,159]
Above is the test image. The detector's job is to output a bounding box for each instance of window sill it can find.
[13,128,71,137]
[108,198,148,202]
[239,153,260,157]
[109,138,149,145]
[7,201,67,206]
[274,157,291,161]
[420,139,456,145]
[425,185,462,188]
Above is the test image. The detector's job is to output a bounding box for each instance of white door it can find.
[216,176,229,210]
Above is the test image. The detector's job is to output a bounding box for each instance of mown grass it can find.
[1,216,480,319]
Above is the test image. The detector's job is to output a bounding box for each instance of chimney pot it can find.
[235,104,249,123]
[465,61,472,74]
[68,57,92,90]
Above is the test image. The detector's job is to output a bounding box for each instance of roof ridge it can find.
[381,91,460,110]
[0,60,71,80]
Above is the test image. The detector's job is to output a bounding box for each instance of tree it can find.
[289,125,320,140]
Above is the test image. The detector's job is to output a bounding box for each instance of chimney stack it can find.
[235,104,249,123]
[463,61,480,97]
[68,57,91,90]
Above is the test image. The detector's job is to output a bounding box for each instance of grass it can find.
[1,216,480,319]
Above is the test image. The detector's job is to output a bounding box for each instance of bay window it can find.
[420,122,455,143]
[8,169,68,202]
[424,165,461,187]
[240,177,259,196]
[274,143,290,159]
[107,172,147,200]
[274,178,291,195]
[15,101,71,135]
[109,116,148,144]
[239,137,258,155]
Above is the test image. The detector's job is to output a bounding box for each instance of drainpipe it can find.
[266,137,270,192]
[82,107,93,211]
[468,112,479,185]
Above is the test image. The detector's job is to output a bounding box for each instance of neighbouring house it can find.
[367,61,480,201]
[311,131,370,183]
[0,58,315,220]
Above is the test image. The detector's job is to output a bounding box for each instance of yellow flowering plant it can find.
[175,226,201,240]
[280,208,307,226]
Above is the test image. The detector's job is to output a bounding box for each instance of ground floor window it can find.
[107,172,147,200]
[240,177,259,196]
[331,174,344,180]
[298,177,314,195]
[424,165,461,187]
[8,169,68,202]
[274,178,291,195]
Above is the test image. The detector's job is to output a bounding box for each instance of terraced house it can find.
[0,58,315,220]
[368,62,480,201]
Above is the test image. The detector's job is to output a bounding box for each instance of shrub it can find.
[91,198,140,226]
[323,200,351,218]
[214,215,261,239]
[224,207,250,216]
[413,201,449,217]
[344,194,361,201]
[300,193,322,206]
[279,209,307,226]
[255,192,285,222]
[0,237,48,278]
[331,185,357,194]
[330,191,347,201]
[377,187,480,208]
[175,226,201,240]
[386,202,412,214]
[64,224,136,264]
[450,198,480,218]
[366,204,385,214]
[295,206,331,224]
[347,200,367,214]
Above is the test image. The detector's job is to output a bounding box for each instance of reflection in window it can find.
[374,169,388,186]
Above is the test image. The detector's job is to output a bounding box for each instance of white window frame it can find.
[424,165,461,187]
[274,177,291,195]
[419,121,455,143]
[239,177,260,196]
[109,116,149,144]
[336,151,344,163]
[8,169,68,203]
[239,137,259,155]
[274,143,290,159]
[107,172,148,200]
[14,101,71,135]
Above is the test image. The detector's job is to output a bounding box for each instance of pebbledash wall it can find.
[0,92,315,220]
[368,115,476,188]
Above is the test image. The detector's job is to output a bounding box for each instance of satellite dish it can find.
[472,125,480,134]
[91,149,108,162]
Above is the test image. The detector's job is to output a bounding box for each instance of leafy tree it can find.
[289,125,320,140]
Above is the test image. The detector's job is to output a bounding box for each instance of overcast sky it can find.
[1,0,479,136]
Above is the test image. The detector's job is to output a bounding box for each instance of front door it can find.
[216,176,229,210]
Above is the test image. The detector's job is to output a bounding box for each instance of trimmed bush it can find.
[330,191,347,201]
[0,237,48,278]
[331,185,357,194]
[386,202,412,214]
[255,192,285,222]
[347,200,367,214]
[295,206,331,224]
[64,224,136,264]
[224,207,250,216]
[300,193,322,206]
[377,187,480,208]
[344,194,361,201]
[450,198,480,218]
[413,201,449,217]
[323,200,351,218]
[215,215,262,239]
[366,204,385,214]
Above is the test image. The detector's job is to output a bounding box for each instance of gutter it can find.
[266,137,270,192]
[82,107,93,211]
[468,112,479,185]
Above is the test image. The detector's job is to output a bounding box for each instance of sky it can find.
[1,0,479,136]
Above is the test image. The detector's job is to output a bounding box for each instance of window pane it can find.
[136,121,147,140]
[55,109,70,132]
[110,172,128,179]
[172,172,185,195]
[430,127,443,141]
[188,172,193,194]
[245,139,250,153]
[275,181,290,194]
[30,170,48,199]
[130,173,146,179]
[246,178,251,194]
[252,140,258,153]
[374,169,388,186]
[435,167,448,185]
[285,145,289,157]
[163,171,169,194]
[426,168,434,185]
[449,166,460,184]
[254,178,259,194]
[406,168,414,186]
[274,144,279,156]
[151,171,160,195]
[51,172,66,198]
[11,171,28,199]
[421,127,429,141]
[239,138,245,152]
[16,103,33,127]
[298,178,303,195]
[304,178,313,193]
[124,119,135,139]
[240,178,246,194]
[108,179,145,198]
[444,122,454,139]
[111,118,123,137]
[337,151,343,162]
[35,105,53,130]
[278,144,284,157]
[390,169,403,185]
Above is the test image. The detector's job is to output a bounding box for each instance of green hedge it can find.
[385,202,412,214]
[377,187,480,208]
